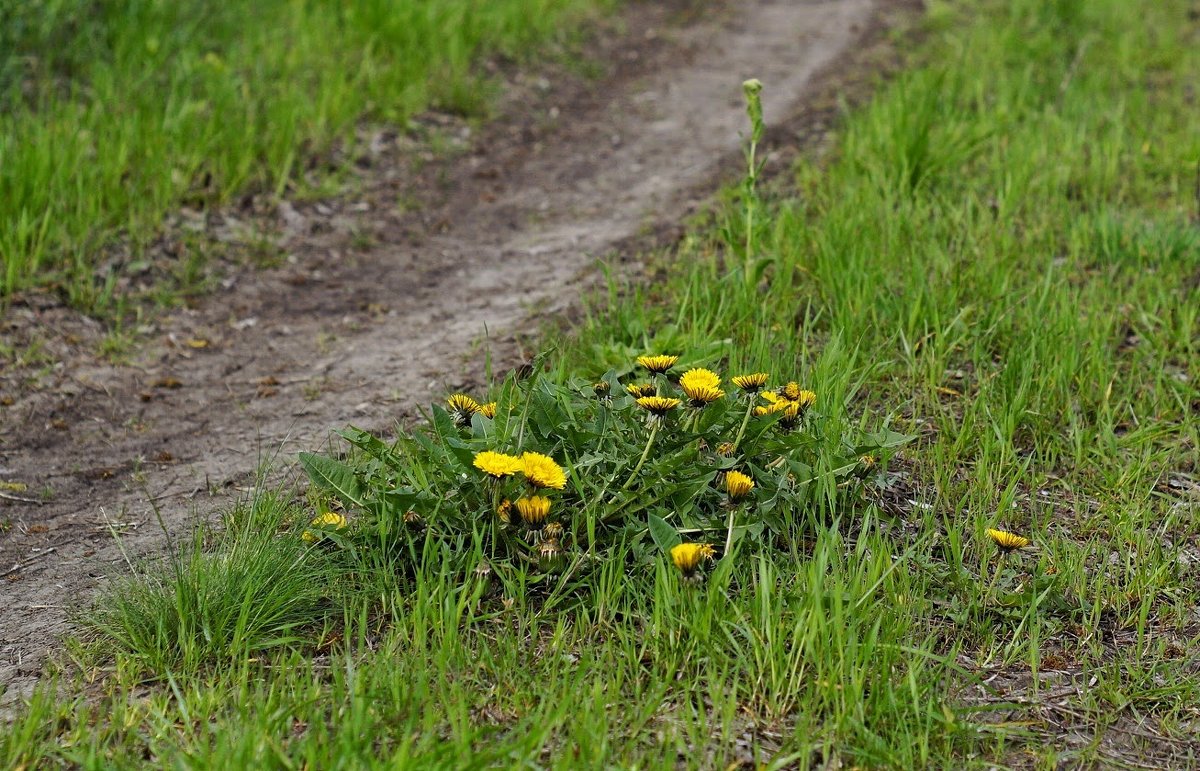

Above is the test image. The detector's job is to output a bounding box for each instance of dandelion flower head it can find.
[522,452,567,490]
[725,470,755,500]
[636,396,681,416]
[670,542,716,575]
[987,528,1030,553]
[732,372,769,392]
[474,450,523,478]
[637,354,679,374]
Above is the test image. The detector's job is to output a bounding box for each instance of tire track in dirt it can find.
[0,0,889,706]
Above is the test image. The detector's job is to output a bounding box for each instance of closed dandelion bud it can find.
[537,537,563,570]
[593,381,611,398]
[497,498,513,525]
[716,441,737,457]
[403,510,424,529]
[474,559,493,579]
[515,496,551,529]
[725,470,755,501]
[543,521,565,541]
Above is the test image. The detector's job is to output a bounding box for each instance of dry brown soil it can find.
[0,0,903,707]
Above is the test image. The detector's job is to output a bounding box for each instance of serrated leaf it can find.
[299,452,366,510]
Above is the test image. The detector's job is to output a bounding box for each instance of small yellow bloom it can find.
[731,373,769,392]
[626,383,656,398]
[302,511,347,543]
[522,452,567,490]
[670,542,716,576]
[637,354,679,374]
[593,381,611,397]
[792,390,816,410]
[679,368,721,393]
[474,450,523,478]
[715,441,737,457]
[515,496,552,528]
[781,382,803,401]
[636,396,681,416]
[987,528,1030,553]
[446,393,481,426]
[478,402,497,419]
[725,470,755,500]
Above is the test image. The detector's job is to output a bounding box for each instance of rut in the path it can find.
[0,0,885,705]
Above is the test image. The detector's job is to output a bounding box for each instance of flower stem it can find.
[723,505,739,557]
[621,420,660,490]
[731,399,756,451]
[983,553,1007,606]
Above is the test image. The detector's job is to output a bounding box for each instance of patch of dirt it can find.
[0,0,905,707]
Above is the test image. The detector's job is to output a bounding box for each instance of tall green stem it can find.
[731,400,756,451]
[621,421,660,490]
[723,505,739,557]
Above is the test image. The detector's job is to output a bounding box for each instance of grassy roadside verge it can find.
[4,0,1199,768]
[0,0,613,309]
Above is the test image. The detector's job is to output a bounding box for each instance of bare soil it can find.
[0,0,903,706]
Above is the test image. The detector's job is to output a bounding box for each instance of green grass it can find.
[4,0,1200,767]
[0,0,612,309]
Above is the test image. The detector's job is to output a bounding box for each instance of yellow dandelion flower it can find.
[792,389,816,410]
[446,393,480,426]
[781,382,803,401]
[715,441,737,457]
[302,511,347,543]
[522,452,566,490]
[478,402,497,419]
[515,496,552,528]
[684,385,725,407]
[637,354,679,374]
[725,470,755,500]
[987,528,1030,553]
[593,381,611,397]
[473,450,523,478]
[670,542,716,576]
[636,396,681,416]
[731,372,769,392]
[679,368,721,393]
[626,383,656,398]
[859,454,877,468]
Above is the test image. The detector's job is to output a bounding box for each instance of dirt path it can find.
[0,0,893,705]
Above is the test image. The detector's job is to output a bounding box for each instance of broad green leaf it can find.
[647,513,681,551]
[298,452,366,510]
